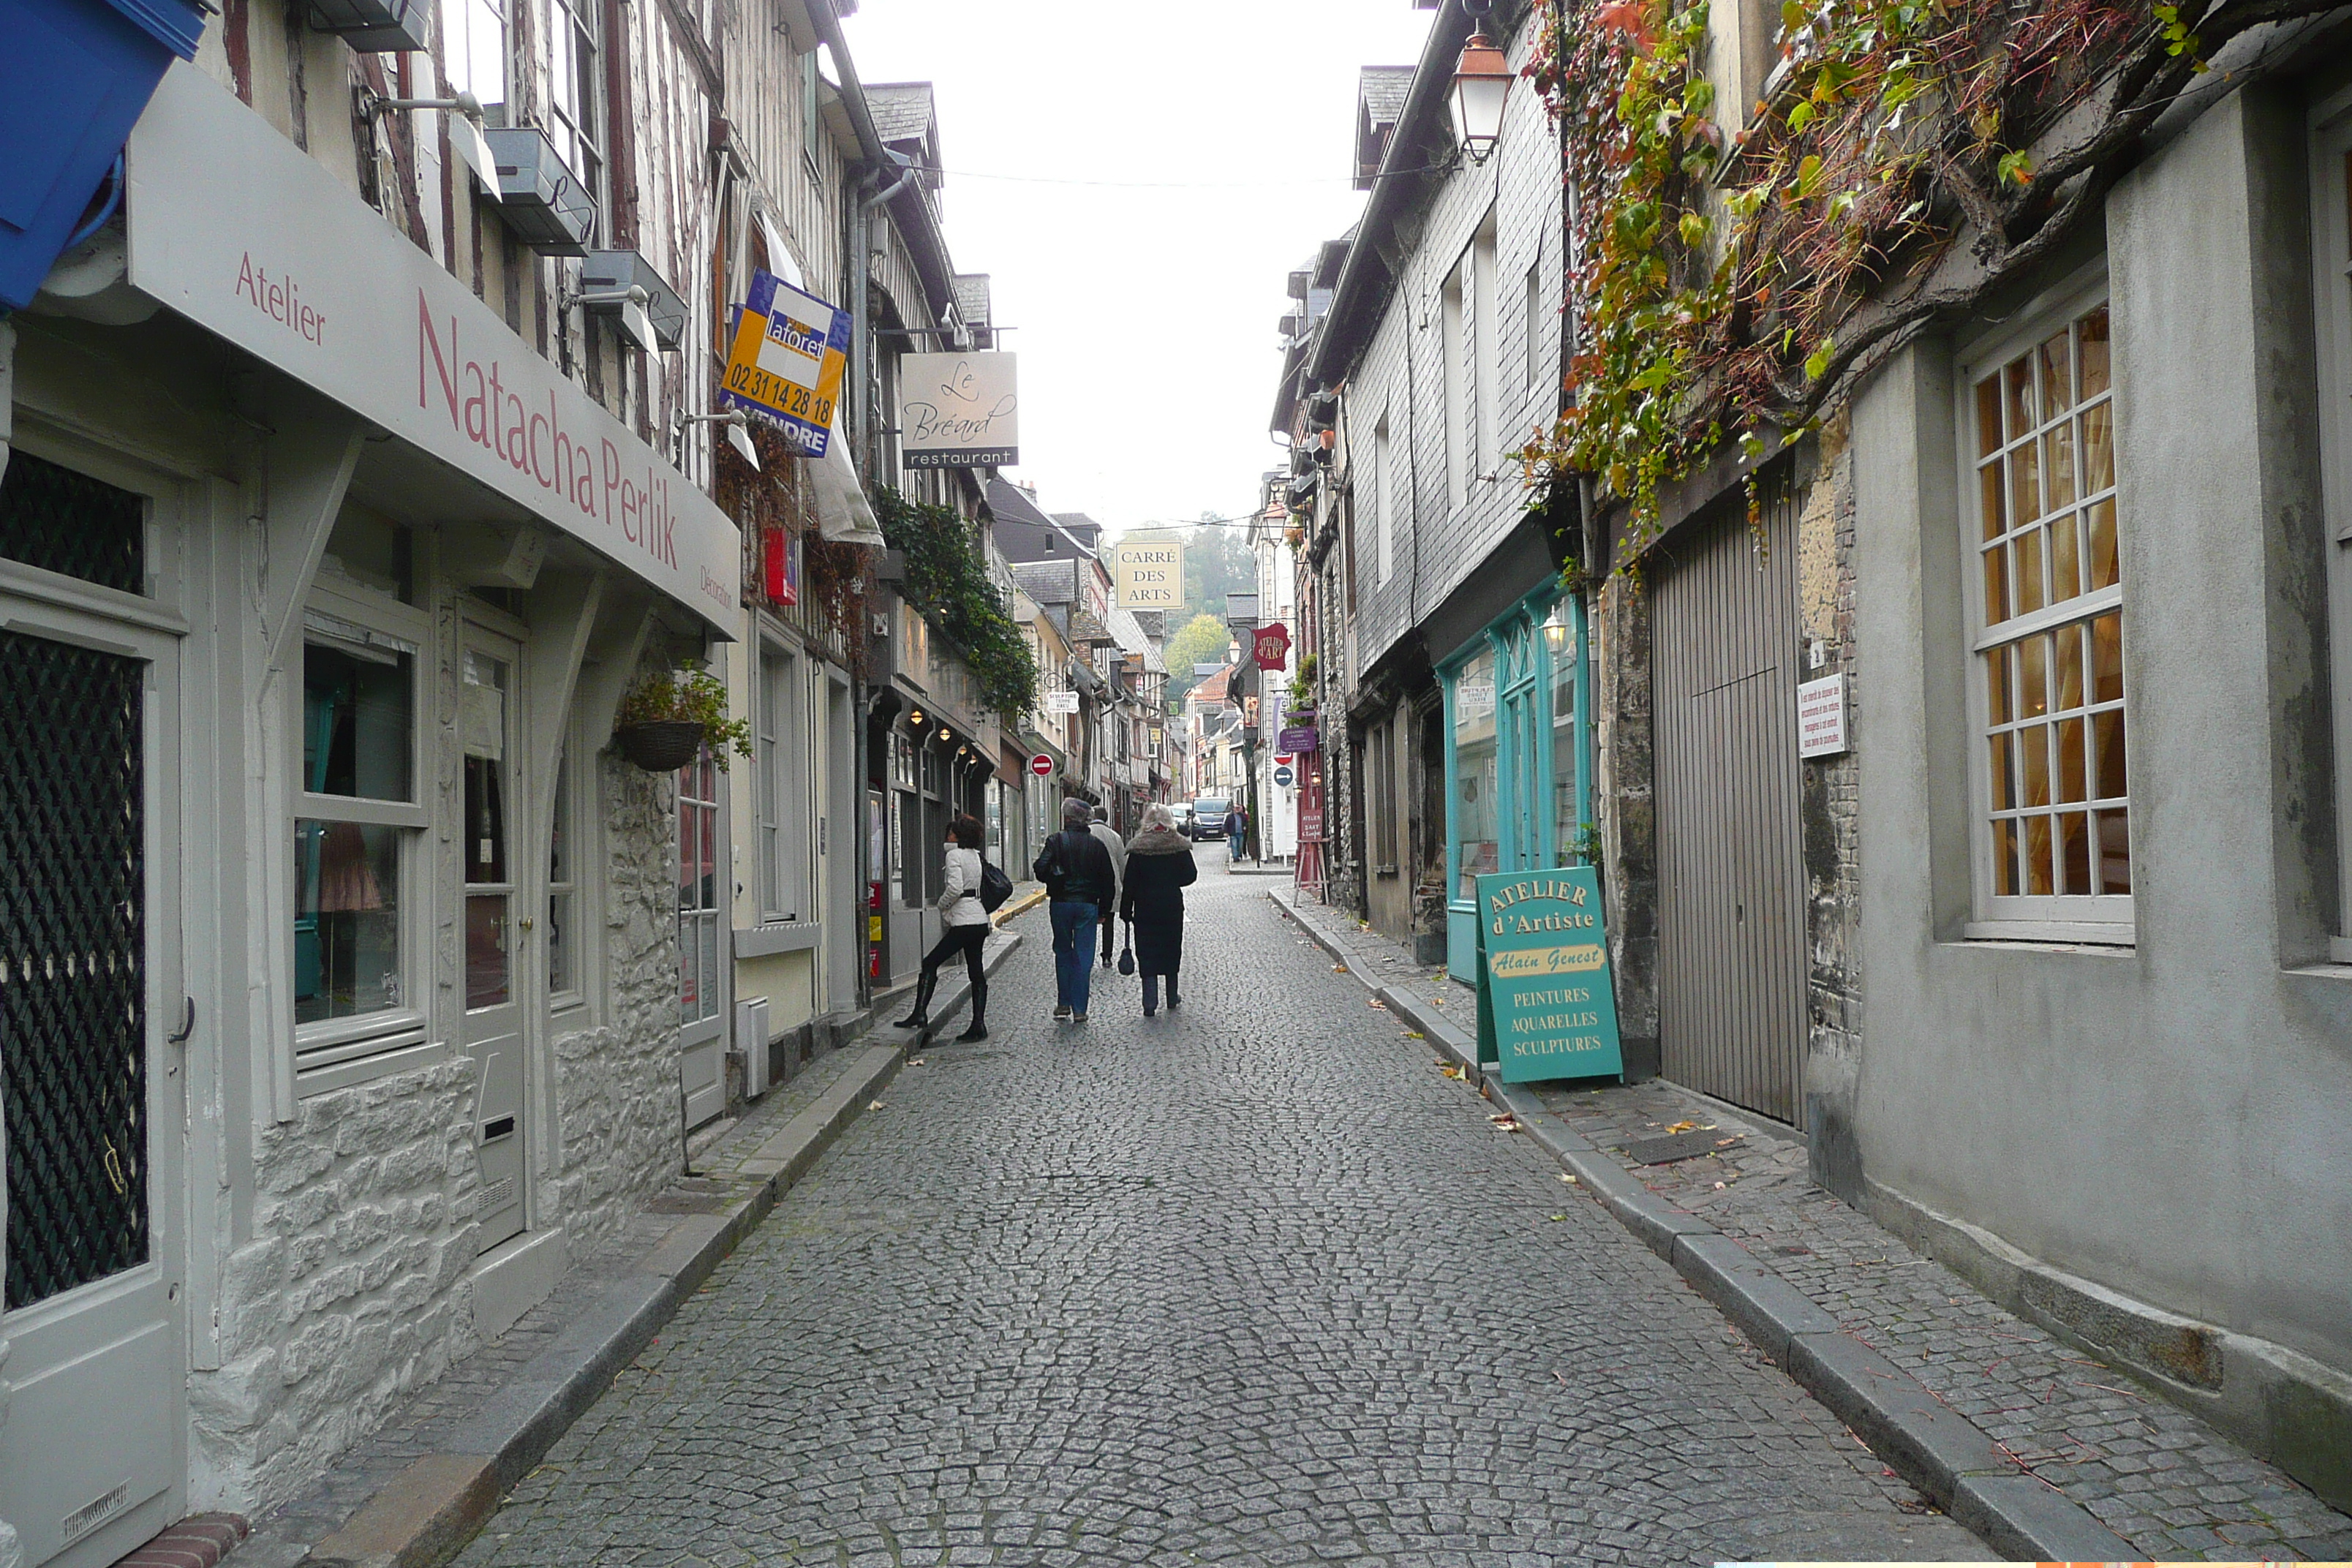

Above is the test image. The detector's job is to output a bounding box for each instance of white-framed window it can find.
[677,750,723,1027]
[293,581,432,1093]
[1472,214,1499,468]
[1441,257,1468,513]
[2307,99,2352,962]
[442,0,509,124]
[1960,285,2130,939]
[546,0,606,225]
[756,637,811,922]
[1523,253,1545,395]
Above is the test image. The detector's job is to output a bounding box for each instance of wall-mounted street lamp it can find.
[1542,600,1572,654]
[1451,21,1512,165]
[674,406,760,471]
[368,88,494,192]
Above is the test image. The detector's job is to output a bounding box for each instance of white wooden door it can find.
[676,749,726,1127]
[461,630,527,1251]
[0,596,185,1568]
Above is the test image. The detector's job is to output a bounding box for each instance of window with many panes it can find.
[546,0,606,224]
[1452,650,1499,896]
[294,578,431,1091]
[442,0,509,124]
[1964,292,2130,935]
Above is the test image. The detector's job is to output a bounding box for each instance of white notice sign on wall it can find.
[1797,674,1848,759]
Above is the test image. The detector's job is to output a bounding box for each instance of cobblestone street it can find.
[450,850,1981,1567]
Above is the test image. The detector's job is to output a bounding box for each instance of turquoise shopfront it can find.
[1439,587,1591,982]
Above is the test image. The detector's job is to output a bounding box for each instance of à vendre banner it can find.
[720,270,851,457]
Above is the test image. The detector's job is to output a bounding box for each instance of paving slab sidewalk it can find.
[1268,883,2352,1564]
[222,925,1028,1568]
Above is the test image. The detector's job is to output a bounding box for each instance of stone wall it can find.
[1590,572,1659,1077]
[188,649,687,1518]
[1793,413,1866,1195]
[191,1055,480,1513]
[549,745,686,1260]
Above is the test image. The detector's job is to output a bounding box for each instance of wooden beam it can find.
[260,400,366,671]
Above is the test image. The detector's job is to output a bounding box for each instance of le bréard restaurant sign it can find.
[1112,538,1183,609]
[721,270,851,457]
[1474,867,1624,1085]
[900,353,1019,468]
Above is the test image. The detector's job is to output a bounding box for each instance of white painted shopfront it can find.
[0,61,736,1568]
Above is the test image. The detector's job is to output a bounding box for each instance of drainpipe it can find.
[809,0,916,1006]
[848,155,919,470]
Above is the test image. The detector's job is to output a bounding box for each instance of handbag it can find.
[978,858,1014,913]
[1117,919,1136,976]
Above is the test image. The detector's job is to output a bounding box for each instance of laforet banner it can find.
[720,271,851,456]
[1474,867,1625,1085]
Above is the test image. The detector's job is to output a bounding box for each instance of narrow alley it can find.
[446,853,1979,1566]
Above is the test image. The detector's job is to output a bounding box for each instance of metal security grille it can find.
[0,451,144,594]
[2,629,149,1308]
[1652,475,1806,1126]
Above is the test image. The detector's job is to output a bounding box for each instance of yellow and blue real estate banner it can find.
[1474,867,1624,1085]
[720,270,851,456]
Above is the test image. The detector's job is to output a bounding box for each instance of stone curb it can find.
[1266,887,2133,1562]
[296,933,1027,1568]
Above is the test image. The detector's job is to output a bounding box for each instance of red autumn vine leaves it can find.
[1518,0,2220,560]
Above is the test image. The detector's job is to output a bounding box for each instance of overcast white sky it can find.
[839,2,1436,534]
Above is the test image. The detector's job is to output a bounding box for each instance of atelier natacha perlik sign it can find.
[1474,867,1624,1085]
[719,269,851,457]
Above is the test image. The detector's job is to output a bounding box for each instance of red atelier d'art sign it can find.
[1252,621,1291,671]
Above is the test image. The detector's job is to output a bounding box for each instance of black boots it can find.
[956,979,988,1041]
[896,970,937,1029]
[1166,971,1182,1009]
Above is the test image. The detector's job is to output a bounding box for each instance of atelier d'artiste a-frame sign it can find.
[1474,866,1624,1085]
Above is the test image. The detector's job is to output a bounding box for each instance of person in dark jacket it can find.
[1033,796,1118,1022]
[1120,803,1199,1016]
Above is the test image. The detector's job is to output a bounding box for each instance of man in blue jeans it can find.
[1033,797,1118,1022]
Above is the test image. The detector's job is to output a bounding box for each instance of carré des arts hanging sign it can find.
[1474,867,1624,1085]
[718,269,853,456]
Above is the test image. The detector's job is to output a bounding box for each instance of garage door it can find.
[1651,475,1806,1126]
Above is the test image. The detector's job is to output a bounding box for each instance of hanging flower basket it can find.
[611,668,751,773]
[612,720,706,772]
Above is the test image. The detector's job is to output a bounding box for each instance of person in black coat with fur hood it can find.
[1119,803,1199,1016]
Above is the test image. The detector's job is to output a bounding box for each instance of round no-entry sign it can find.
[1029,754,1055,777]
[1273,764,1295,788]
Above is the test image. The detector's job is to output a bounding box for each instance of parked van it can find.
[1191,796,1230,840]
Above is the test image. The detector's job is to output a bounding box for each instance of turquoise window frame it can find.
[1439,585,1592,982]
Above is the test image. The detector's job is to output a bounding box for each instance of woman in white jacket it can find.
[896,813,992,1041]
